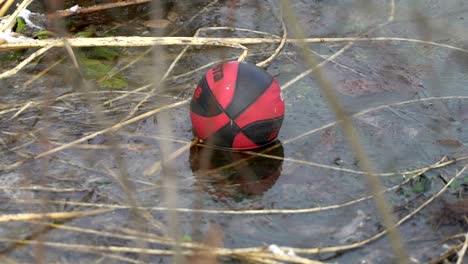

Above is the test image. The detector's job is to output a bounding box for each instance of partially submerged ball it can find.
[190,61,285,150]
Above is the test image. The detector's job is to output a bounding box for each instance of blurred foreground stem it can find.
[279,0,409,263]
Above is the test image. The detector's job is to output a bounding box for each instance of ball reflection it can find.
[189,141,284,199]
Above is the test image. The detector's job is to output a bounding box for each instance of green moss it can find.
[79,57,127,89]
[15,17,26,33]
[85,46,121,60]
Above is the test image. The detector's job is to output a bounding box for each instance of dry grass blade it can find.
[456,233,468,264]
[429,243,464,264]
[144,139,197,176]
[5,155,465,216]
[2,161,466,262]
[283,96,468,148]
[23,58,64,88]
[280,0,408,261]
[51,0,151,18]
[0,0,15,18]
[0,238,182,256]
[282,164,468,255]
[1,1,466,263]
[0,185,88,192]
[0,41,58,79]
[102,83,153,106]
[281,42,353,90]
[0,99,189,172]
[0,209,112,222]
[101,0,221,108]
[1,95,464,173]
[256,0,287,68]
[8,101,33,120]
[1,37,468,54]
[0,0,32,31]
[124,33,241,119]
[149,2,185,260]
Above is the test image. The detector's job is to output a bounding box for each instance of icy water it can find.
[0,0,467,263]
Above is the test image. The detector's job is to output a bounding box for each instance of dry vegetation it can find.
[0,0,467,263]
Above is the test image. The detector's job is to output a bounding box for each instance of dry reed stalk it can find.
[0,41,58,79]
[279,0,409,262]
[1,36,466,82]
[0,209,112,222]
[2,165,466,261]
[1,96,466,174]
[100,1,223,109]
[456,233,468,264]
[6,155,465,216]
[0,0,32,30]
[62,35,154,261]
[0,0,15,18]
[0,1,466,263]
[428,243,464,264]
[287,164,468,255]
[50,0,151,18]
[148,2,185,262]
[2,36,468,52]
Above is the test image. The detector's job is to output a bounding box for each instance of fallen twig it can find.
[2,36,468,54]
[0,209,112,222]
[51,0,151,19]
[457,233,468,264]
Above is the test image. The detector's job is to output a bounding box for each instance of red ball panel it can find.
[224,62,274,119]
[205,61,239,109]
[234,79,284,128]
[232,131,257,149]
[241,118,283,147]
[190,112,230,140]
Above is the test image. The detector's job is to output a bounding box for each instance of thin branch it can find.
[1,36,467,54]
[0,209,112,222]
[280,0,408,262]
[456,233,468,264]
[50,0,151,18]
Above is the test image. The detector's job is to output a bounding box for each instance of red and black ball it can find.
[190,61,285,150]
